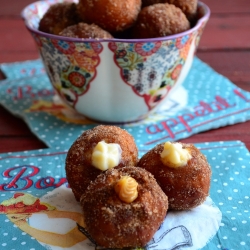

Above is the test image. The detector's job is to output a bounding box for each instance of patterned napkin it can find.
[1,54,250,249]
[0,57,250,156]
[0,140,249,249]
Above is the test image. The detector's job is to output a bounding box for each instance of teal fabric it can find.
[0,57,250,249]
[0,141,249,249]
[0,59,44,80]
[0,57,249,157]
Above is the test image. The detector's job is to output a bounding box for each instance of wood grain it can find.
[197,52,250,88]
[1,0,249,16]
[201,0,250,14]
[199,16,250,50]
[0,0,34,16]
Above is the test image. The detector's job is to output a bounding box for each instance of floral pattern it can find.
[34,36,103,107]
[176,35,190,49]
[135,42,162,56]
[108,35,195,110]
[51,40,75,55]
[171,64,183,80]
[31,30,205,114]
[68,71,86,88]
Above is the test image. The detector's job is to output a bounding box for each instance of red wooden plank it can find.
[202,0,250,14]
[1,17,250,64]
[0,106,47,153]
[0,0,34,16]
[0,137,47,153]
[0,20,37,53]
[1,9,250,57]
[197,51,250,88]
[0,52,39,64]
[0,0,249,16]
[199,16,250,50]
[180,121,250,151]
[0,106,33,136]
[1,15,250,54]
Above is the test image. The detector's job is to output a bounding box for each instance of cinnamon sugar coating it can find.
[142,0,198,20]
[38,2,80,35]
[59,22,113,39]
[65,125,138,201]
[132,3,190,39]
[80,166,168,248]
[77,0,142,32]
[167,0,198,20]
[138,143,211,210]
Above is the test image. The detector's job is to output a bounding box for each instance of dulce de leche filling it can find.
[115,176,138,203]
[160,141,192,168]
[92,141,122,171]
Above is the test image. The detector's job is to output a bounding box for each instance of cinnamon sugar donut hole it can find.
[167,0,198,21]
[65,125,138,201]
[77,0,142,32]
[132,3,190,38]
[80,166,168,248]
[38,2,80,35]
[137,142,211,210]
[142,0,198,21]
[59,22,113,39]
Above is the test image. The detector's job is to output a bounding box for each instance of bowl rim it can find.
[21,0,210,43]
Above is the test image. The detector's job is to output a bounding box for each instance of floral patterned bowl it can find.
[22,0,210,123]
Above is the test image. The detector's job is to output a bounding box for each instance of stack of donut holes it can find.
[65,125,211,248]
[39,0,198,39]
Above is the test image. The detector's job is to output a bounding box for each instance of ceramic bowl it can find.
[22,0,210,123]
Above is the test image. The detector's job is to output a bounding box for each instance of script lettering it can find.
[145,94,236,141]
[0,165,39,191]
[35,176,67,189]
[0,165,68,191]
[6,85,54,101]
[234,89,250,102]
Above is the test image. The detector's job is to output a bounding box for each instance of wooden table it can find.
[0,0,249,153]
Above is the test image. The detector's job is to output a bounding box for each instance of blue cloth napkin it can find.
[0,57,250,157]
[0,140,249,249]
[0,56,250,249]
